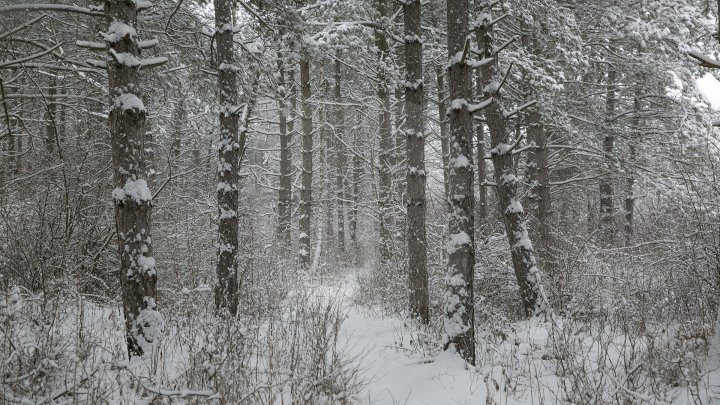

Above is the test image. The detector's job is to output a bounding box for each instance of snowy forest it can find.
[3,0,720,403]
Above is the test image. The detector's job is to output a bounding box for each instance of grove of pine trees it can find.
[2,0,720,403]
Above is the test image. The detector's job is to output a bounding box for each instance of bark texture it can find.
[437,68,451,210]
[403,0,428,324]
[277,55,292,245]
[444,0,475,365]
[599,67,617,245]
[334,57,347,254]
[299,58,313,268]
[375,0,393,265]
[478,5,544,317]
[214,0,240,316]
[105,0,158,357]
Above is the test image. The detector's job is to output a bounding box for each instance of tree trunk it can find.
[321,81,335,252]
[403,0,428,324]
[599,67,617,245]
[214,0,240,316]
[299,58,313,269]
[474,30,487,225]
[350,127,360,259]
[437,68,451,211]
[444,0,475,365]
[334,57,347,255]
[526,110,555,282]
[105,0,158,357]
[625,86,640,246]
[479,5,545,317]
[375,0,393,266]
[277,55,292,246]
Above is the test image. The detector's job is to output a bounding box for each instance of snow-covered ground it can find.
[3,266,715,404]
[319,269,556,405]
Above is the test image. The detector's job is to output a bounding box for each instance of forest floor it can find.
[321,268,558,405]
[320,267,711,405]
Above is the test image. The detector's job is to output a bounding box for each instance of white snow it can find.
[102,21,136,43]
[447,231,471,255]
[112,179,152,204]
[114,93,145,113]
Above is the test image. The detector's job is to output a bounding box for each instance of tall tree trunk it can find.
[444,0,475,365]
[437,68,451,210]
[277,55,292,246]
[625,86,640,245]
[375,0,393,266]
[214,0,240,316]
[321,81,335,252]
[403,0,428,324]
[479,5,545,317]
[350,127,360,259]
[526,110,555,282]
[599,67,617,245]
[105,0,158,357]
[298,58,313,269]
[474,30,487,225]
[334,57,347,255]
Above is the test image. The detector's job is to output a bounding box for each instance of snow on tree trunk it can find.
[478,3,546,318]
[625,85,640,246]
[299,58,313,269]
[375,0,394,266]
[104,0,159,357]
[403,0,429,325]
[474,29,488,226]
[320,82,335,253]
[444,0,476,366]
[213,0,240,316]
[277,55,292,246]
[526,110,555,283]
[599,67,617,246]
[437,68,451,212]
[350,127,361,260]
[334,57,347,255]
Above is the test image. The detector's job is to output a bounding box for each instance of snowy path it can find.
[321,268,542,405]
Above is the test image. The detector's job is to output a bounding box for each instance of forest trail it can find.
[319,268,536,405]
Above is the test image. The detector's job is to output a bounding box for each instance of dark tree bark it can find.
[214,0,240,316]
[321,80,335,251]
[599,67,617,245]
[104,0,158,357]
[334,57,347,254]
[625,86,641,245]
[478,4,545,317]
[437,68,451,210]
[403,0,428,324]
[277,55,293,246]
[375,0,393,266]
[474,30,488,225]
[350,127,360,258]
[299,58,313,268]
[444,0,475,365]
[526,110,555,281]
